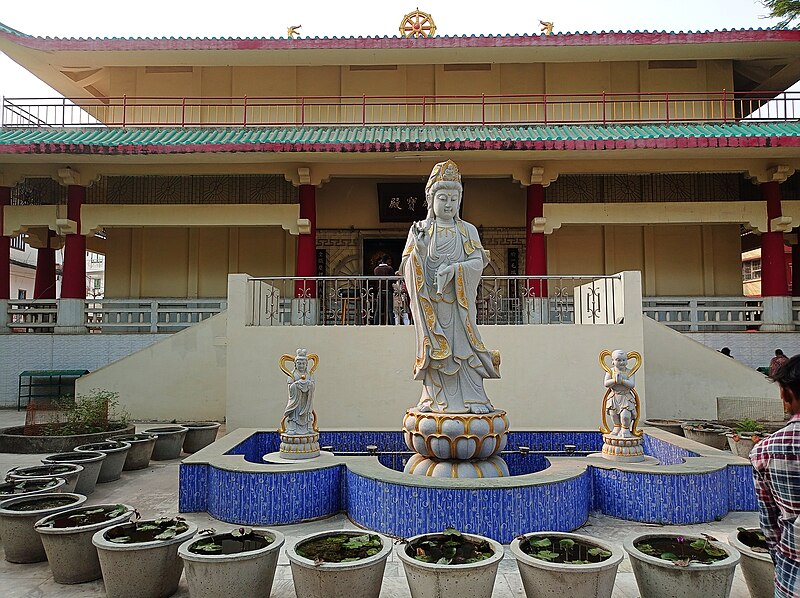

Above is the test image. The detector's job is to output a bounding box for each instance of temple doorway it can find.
[362,238,406,276]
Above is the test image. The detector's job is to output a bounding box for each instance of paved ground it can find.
[0,410,762,597]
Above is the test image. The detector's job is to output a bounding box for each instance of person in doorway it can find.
[720,347,733,358]
[751,354,800,598]
[373,255,394,325]
[771,349,791,377]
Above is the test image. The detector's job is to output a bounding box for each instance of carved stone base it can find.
[402,408,509,461]
[279,432,320,460]
[404,454,510,478]
[601,433,645,462]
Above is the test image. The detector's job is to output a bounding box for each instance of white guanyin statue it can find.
[603,349,638,437]
[281,348,317,435]
[400,160,500,414]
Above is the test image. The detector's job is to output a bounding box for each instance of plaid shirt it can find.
[751,414,800,598]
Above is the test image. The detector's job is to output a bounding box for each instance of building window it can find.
[743,259,762,281]
[92,278,102,289]
[10,235,25,251]
[89,252,104,264]
[17,289,26,300]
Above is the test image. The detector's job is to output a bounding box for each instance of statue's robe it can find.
[401,218,499,413]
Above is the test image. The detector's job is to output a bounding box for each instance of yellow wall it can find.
[104,226,295,298]
[104,60,734,124]
[547,224,742,296]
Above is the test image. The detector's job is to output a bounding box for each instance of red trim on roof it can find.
[1,135,798,155]
[1,29,799,52]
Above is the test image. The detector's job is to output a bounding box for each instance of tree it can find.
[763,0,800,27]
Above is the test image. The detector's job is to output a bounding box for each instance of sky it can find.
[0,0,786,100]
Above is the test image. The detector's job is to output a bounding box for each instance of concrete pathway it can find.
[0,410,761,597]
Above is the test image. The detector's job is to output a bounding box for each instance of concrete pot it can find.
[178,528,285,598]
[34,503,135,584]
[181,422,221,454]
[42,451,106,496]
[624,533,741,598]
[727,528,775,598]
[397,532,504,598]
[74,441,131,483]
[725,433,768,459]
[6,464,84,493]
[144,426,188,461]
[287,529,392,598]
[643,419,686,437]
[93,519,198,598]
[681,422,731,450]
[0,423,135,454]
[0,493,86,563]
[107,433,157,470]
[510,532,624,598]
[0,477,66,500]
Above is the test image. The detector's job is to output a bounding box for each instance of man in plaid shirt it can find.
[752,354,800,598]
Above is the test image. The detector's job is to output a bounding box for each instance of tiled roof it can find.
[0,21,797,51]
[0,123,798,155]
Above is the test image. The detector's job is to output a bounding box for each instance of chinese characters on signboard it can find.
[377,183,428,223]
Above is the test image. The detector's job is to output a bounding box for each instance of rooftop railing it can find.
[2,91,795,128]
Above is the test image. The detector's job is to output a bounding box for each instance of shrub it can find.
[734,418,765,435]
[44,389,129,436]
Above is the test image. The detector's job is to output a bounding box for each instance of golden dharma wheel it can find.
[399,9,436,38]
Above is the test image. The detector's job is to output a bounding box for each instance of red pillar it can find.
[0,187,9,301]
[761,181,789,297]
[60,185,86,299]
[793,243,800,297]
[295,184,317,297]
[525,184,547,296]
[33,231,56,299]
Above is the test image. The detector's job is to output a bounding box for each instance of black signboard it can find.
[377,183,427,223]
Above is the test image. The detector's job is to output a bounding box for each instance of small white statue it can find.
[280,348,317,435]
[603,349,638,438]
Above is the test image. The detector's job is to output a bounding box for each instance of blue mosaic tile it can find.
[178,463,208,512]
[205,465,343,525]
[728,464,758,511]
[346,469,591,543]
[642,434,698,465]
[592,467,729,524]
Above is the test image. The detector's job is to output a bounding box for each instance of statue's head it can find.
[425,160,462,221]
[295,348,308,371]
[611,350,628,369]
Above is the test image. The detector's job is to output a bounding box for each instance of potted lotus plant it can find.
[34,503,135,584]
[180,422,221,453]
[107,433,157,470]
[510,531,624,598]
[680,421,731,450]
[6,463,83,493]
[396,528,504,598]
[178,526,285,598]
[287,529,392,598]
[0,492,86,563]
[41,450,106,495]
[142,425,189,460]
[74,440,131,482]
[92,516,197,598]
[726,419,769,458]
[0,477,66,499]
[624,532,740,598]
[727,527,774,598]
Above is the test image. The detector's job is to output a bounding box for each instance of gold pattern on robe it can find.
[455,264,468,309]
[465,318,487,351]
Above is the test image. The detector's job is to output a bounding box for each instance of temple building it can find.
[0,17,796,426]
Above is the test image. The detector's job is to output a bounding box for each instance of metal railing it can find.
[642,296,763,331]
[5,298,226,333]
[247,275,622,327]
[2,90,796,128]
